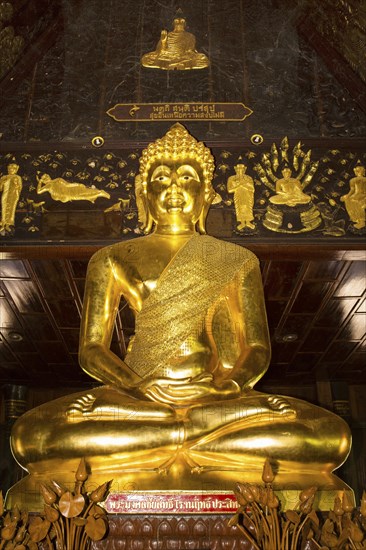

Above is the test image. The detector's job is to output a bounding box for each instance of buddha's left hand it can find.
[142,374,241,404]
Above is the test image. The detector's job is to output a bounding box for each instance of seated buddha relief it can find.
[269,166,312,207]
[263,165,322,234]
[141,17,209,70]
[9,124,351,507]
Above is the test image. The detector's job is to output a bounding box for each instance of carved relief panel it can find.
[1,139,365,241]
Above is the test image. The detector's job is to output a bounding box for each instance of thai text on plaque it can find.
[107,102,253,122]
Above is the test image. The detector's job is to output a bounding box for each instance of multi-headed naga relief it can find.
[254,138,322,233]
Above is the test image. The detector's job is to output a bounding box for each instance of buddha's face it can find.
[173,18,186,32]
[146,160,206,229]
[235,164,246,174]
[354,166,365,177]
[8,164,19,174]
[282,168,292,179]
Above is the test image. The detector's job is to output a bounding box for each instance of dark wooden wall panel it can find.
[1,0,365,141]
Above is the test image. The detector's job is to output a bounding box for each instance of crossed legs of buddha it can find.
[11,386,350,476]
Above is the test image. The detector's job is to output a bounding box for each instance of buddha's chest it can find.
[135,262,166,296]
[120,246,183,309]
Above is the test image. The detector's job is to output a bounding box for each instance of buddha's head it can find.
[137,124,215,234]
[173,18,187,32]
[234,163,247,174]
[354,164,365,177]
[281,167,292,179]
[7,163,19,174]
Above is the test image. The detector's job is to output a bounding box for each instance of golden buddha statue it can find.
[141,17,209,70]
[269,166,312,207]
[9,124,351,509]
[340,163,366,230]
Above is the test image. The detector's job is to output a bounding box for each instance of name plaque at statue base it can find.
[105,491,238,514]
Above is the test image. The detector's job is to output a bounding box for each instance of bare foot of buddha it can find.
[67,393,97,421]
[66,387,176,423]
[267,395,296,418]
[234,391,296,421]
[184,392,297,448]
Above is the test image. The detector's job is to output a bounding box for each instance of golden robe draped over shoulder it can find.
[125,235,258,378]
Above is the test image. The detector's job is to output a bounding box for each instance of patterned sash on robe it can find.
[124,235,258,378]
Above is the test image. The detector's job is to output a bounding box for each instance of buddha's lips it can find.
[166,194,185,207]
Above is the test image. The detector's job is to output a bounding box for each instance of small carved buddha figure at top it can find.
[141,17,209,70]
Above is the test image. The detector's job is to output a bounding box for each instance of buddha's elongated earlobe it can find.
[135,175,154,234]
[143,208,154,234]
[197,188,215,234]
[197,204,209,234]
[141,189,154,234]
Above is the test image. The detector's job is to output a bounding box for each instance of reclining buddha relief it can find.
[36,173,110,203]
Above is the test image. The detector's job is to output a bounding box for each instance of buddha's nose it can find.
[169,173,179,189]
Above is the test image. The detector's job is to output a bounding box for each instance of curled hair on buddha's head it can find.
[137,124,216,234]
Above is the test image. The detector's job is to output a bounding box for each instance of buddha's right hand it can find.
[138,374,241,404]
[135,376,192,400]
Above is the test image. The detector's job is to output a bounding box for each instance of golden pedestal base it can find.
[263,202,322,233]
[6,456,353,512]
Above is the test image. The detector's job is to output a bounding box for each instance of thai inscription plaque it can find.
[107,102,253,122]
[105,492,238,514]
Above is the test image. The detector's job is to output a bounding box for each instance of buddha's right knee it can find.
[11,407,51,467]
